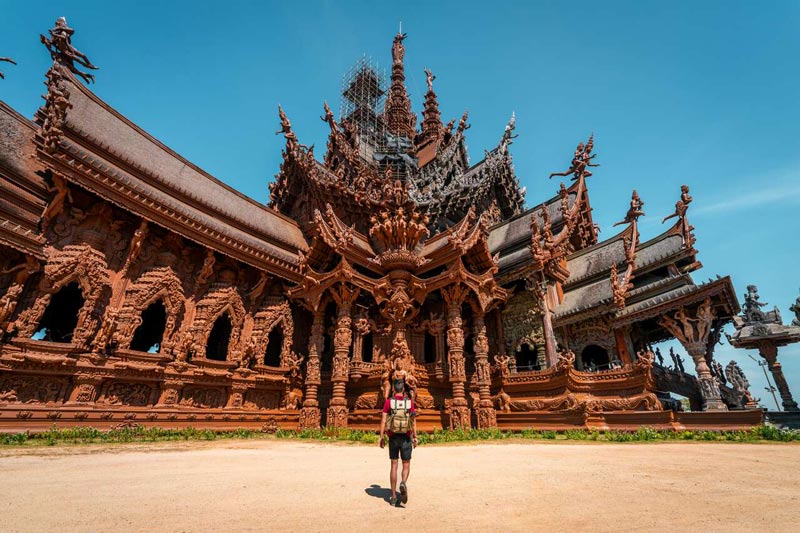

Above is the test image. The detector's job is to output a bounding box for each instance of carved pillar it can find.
[226,382,249,409]
[327,285,357,428]
[473,313,496,428]
[684,342,726,411]
[659,299,727,411]
[614,328,632,366]
[444,285,470,429]
[299,310,324,429]
[759,343,799,412]
[327,306,352,427]
[156,380,183,407]
[67,373,104,404]
[528,275,557,367]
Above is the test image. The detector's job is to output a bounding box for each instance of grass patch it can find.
[0,425,797,448]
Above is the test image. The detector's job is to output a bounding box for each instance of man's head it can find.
[393,378,405,394]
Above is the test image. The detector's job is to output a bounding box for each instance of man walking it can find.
[379,377,418,506]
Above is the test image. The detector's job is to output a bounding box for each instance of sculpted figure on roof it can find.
[40,17,98,83]
[662,184,693,223]
[613,190,645,227]
[549,134,599,181]
[0,57,16,79]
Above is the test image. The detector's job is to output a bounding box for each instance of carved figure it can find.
[742,285,768,323]
[613,190,645,227]
[195,250,216,288]
[123,220,148,270]
[662,184,692,223]
[40,175,73,231]
[424,68,435,92]
[493,353,512,379]
[791,292,800,327]
[549,135,598,180]
[0,57,16,79]
[40,18,98,83]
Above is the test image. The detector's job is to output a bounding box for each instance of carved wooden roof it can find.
[0,102,48,259]
[34,71,307,281]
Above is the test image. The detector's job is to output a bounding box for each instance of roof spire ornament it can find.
[420,68,443,143]
[383,31,416,139]
[0,57,16,79]
[549,134,599,181]
[613,190,645,227]
[498,112,517,154]
[40,17,98,84]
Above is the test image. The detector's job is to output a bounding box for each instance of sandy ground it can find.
[1,440,798,533]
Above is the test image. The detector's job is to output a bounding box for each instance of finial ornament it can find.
[662,184,693,224]
[0,57,16,79]
[549,134,599,181]
[424,68,435,92]
[613,190,645,227]
[40,17,98,83]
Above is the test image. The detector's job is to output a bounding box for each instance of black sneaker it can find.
[399,481,408,504]
[389,495,399,506]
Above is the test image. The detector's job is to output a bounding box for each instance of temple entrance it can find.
[424,331,436,363]
[130,300,167,353]
[580,344,610,370]
[206,313,232,361]
[33,282,84,343]
[264,326,283,366]
[515,343,538,371]
[361,332,374,362]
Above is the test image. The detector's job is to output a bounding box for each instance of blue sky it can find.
[2,1,799,407]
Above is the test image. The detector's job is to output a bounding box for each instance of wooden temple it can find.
[0,21,762,432]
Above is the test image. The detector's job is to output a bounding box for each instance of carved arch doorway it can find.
[206,313,233,361]
[130,300,167,353]
[580,344,610,370]
[33,282,84,343]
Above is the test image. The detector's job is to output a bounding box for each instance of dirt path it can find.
[1,440,797,532]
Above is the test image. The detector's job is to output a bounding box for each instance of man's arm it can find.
[379,411,387,448]
[412,415,418,447]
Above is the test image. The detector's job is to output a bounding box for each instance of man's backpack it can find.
[388,397,412,433]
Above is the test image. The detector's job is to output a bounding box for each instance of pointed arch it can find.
[191,285,247,360]
[250,299,295,367]
[14,245,110,347]
[117,267,185,350]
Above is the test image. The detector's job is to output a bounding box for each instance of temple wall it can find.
[0,190,305,422]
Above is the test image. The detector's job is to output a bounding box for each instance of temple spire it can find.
[420,68,443,143]
[383,32,416,139]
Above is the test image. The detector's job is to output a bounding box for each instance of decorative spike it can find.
[383,32,415,139]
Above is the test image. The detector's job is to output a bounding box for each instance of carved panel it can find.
[98,382,155,407]
[245,389,282,410]
[180,386,226,409]
[0,374,68,404]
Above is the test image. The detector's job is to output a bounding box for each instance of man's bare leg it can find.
[390,459,399,498]
[401,460,410,483]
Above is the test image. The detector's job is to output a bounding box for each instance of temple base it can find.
[476,407,497,429]
[326,405,348,428]
[298,407,320,430]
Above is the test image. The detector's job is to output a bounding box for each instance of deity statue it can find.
[40,17,98,83]
[613,190,645,226]
[549,134,599,181]
[790,292,800,327]
[424,68,435,92]
[39,175,73,231]
[742,285,768,323]
[662,184,693,224]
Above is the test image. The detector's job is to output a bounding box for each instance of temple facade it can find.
[0,20,761,432]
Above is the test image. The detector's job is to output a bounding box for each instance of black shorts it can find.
[388,434,412,461]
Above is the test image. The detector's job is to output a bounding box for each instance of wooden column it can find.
[444,285,470,429]
[759,343,799,412]
[327,285,358,428]
[299,310,324,429]
[473,312,496,428]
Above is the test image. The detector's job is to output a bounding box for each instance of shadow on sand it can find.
[365,484,392,502]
